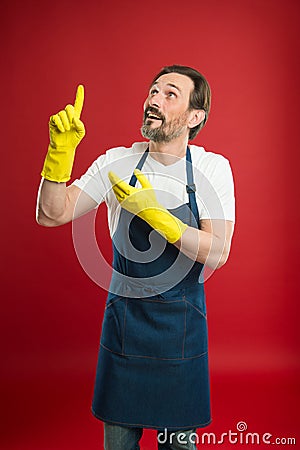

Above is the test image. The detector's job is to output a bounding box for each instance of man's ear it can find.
[188,109,206,129]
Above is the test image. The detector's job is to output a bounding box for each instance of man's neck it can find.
[148,135,189,166]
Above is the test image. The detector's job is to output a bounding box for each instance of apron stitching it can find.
[106,296,185,306]
[182,299,187,359]
[185,299,207,320]
[128,298,184,304]
[106,297,123,308]
[188,202,193,227]
[92,411,212,429]
[122,299,128,355]
[100,343,207,360]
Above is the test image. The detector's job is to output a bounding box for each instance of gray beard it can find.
[141,114,189,143]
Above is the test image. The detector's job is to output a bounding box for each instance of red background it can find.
[1,0,299,448]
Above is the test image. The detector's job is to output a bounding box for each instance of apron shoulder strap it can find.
[129,147,149,186]
[186,146,200,226]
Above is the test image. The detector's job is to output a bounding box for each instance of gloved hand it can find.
[108,169,188,244]
[41,85,85,182]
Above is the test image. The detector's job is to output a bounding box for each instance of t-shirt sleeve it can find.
[72,154,108,205]
[197,156,235,222]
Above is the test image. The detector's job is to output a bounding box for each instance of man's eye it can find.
[167,92,176,98]
[150,88,158,95]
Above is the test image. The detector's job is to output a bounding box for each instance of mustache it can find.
[144,106,165,122]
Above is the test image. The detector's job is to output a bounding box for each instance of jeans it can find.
[104,422,197,450]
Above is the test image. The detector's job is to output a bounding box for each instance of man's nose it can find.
[149,92,162,108]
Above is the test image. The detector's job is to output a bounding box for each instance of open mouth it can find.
[145,108,164,123]
[147,113,162,121]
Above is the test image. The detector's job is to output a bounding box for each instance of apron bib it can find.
[92,147,211,430]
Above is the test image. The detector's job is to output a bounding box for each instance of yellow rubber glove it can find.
[108,169,188,244]
[41,85,85,182]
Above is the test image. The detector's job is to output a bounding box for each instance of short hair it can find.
[151,65,211,140]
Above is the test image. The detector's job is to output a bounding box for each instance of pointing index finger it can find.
[74,84,84,118]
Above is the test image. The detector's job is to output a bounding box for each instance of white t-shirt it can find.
[72,142,235,237]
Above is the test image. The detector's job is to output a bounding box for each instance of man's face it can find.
[141,73,194,143]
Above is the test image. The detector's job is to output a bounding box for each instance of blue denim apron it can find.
[92,147,211,430]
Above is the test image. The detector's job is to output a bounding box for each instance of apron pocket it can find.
[124,299,186,359]
[184,301,208,357]
[101,297,127,354]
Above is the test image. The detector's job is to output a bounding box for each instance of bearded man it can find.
[37,65,235,450]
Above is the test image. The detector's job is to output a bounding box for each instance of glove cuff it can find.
[41,144,76,183]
